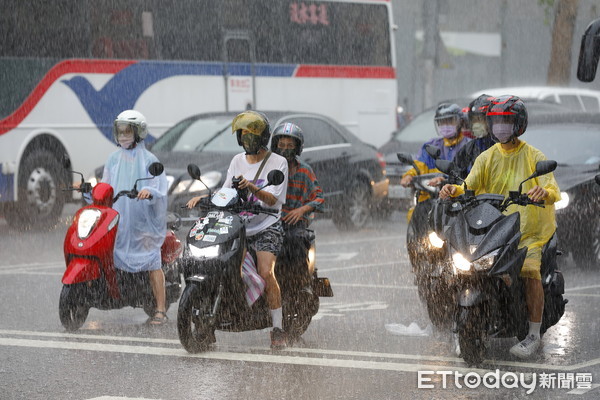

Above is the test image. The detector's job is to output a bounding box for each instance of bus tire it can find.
[5,150,66,230]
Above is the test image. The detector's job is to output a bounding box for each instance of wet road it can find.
[1,206,599,399]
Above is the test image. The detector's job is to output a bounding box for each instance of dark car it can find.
[522,113,600,269]
[140,111,388,230]
[378,100,573,211]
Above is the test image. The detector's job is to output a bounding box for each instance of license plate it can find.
[388,184,411,199]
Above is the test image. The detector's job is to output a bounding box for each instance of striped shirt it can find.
[282,159,325,222]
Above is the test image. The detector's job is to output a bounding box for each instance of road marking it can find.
[318,252,358,262]
[319,261,402,273]
[319,234,403,247]
[1,329,599,372]
[566,284,600,291]
[567,383,600,395]
[332,282,417,290]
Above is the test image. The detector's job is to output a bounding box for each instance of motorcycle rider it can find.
[271,122,325,275]
[439,96,561,359]
[186,111,289,349]
[84,110,169,325]
[454,94,496,178]
[400,103,471,194]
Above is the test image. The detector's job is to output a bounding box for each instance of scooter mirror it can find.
[534,160,557,177]
[594,174,600,186]
[187,164,202,180]
[396,152,413,165]
[267,170,285,186]
[425,144,441,160]
[435,159,453,175]
[148,162,164,177]
[577,18,600,82]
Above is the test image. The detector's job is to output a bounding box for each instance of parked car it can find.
[94,111,388,230]
[378,100,570,211]
[470,86,600,112]
[523,113,600,269]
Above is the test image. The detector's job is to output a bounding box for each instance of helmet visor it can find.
[488,114,515,126]
[115,122,135,136]
[231,112,266,136]
[434,116,460,126]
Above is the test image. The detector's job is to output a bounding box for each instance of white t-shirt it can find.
[223,151,288,236]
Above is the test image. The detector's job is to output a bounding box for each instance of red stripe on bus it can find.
[295,65,396,79]
[0,59,135,135]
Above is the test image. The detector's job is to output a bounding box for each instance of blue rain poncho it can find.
[101,143,168,273]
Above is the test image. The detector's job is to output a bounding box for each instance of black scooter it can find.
[435,158,567,365]
[177,164,333,353]
[397,146,454,327]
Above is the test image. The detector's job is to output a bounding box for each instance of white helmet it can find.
[113,110,148,144]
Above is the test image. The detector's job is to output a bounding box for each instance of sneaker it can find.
[270,328,287,350]
[509,334,541,359]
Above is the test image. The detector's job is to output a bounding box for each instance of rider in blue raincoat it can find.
[101,110,169,325]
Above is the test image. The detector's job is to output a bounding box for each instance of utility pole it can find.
[422,0,439,110]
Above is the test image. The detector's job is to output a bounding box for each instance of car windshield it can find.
[393,109,436,142]
[151,116,238,153]
[525,124,600,165]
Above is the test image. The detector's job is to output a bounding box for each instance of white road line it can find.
[566,284,600,292]
[319,235,403,247]
[567,383,600,395]
[319,261,401,273]
[0,262,63,270]
[1,329,598,372]
[332,282,417,290]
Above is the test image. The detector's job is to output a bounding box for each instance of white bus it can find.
[0,0,397,228]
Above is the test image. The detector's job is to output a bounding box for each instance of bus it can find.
[0,0,397,229]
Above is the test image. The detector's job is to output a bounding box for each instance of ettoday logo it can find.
[418,370,537,394]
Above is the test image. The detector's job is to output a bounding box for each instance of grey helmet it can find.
[271,122,304,156]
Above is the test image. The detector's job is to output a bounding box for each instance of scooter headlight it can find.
[188,243,220,259]
[452,252,472,274]
[472,249,500,271]
[428,231,444,248]
[77,209,102,239]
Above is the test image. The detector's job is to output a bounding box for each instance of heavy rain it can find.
[1,1,600,399]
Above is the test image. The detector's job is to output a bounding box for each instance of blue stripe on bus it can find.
[0,164,14,203]
[61,61,297,143]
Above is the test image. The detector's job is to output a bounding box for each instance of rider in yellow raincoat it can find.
[440,95,560,360]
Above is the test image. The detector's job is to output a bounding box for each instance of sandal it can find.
[147,311,168,326]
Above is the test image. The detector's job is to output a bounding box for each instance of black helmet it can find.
[271,122,304,156]
[232,110,271,149]
[487,95,528,141]
[468,94,494,120]
[434,103,463,138]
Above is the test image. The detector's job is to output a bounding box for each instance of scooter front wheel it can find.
[59,284,90,332]
[177,283,216,353]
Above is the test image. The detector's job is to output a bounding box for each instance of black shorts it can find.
[247,220,284,256]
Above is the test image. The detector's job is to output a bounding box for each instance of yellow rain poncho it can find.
[452,141,560,280]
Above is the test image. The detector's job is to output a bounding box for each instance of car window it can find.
[392,109,436,143]
[280,117,346,147]
[525,124,600,165]
[558,95,583,111]
[580,96,600,112]
[152,116,237,153]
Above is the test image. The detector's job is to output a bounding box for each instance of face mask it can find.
[241,133,262,154]
[471,122,488,138]
[118,135,135,149]
[492,123,514,143]
[276,148,296,161]
[437,125,457,139]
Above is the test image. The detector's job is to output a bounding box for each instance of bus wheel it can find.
[5,150,66,230]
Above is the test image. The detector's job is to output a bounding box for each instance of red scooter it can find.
[59,162,183,331]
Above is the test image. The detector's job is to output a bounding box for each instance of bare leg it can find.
[149,269,167,317]
[525,278,544,323]
[256,251,281,309]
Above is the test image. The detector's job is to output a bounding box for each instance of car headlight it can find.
[472,249,499,271]
[554,192,570,210]
[188,243,220,259]
[77,209,101,239]
[428,231,444,248]
[452,252,472,273]
[172,171,223,195]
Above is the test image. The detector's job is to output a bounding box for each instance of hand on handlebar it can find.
[439,184,457,199]
[527,185,548,203]
[400,175,413,188]
[137,189,152,200]
[185,195,204,209]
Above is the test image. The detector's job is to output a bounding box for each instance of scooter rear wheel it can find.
[177,283,216,353]
[59,284,90,332]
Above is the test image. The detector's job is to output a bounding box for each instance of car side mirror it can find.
[577,18,600,82]
[148,162,164,177]
[187,164,202,180]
